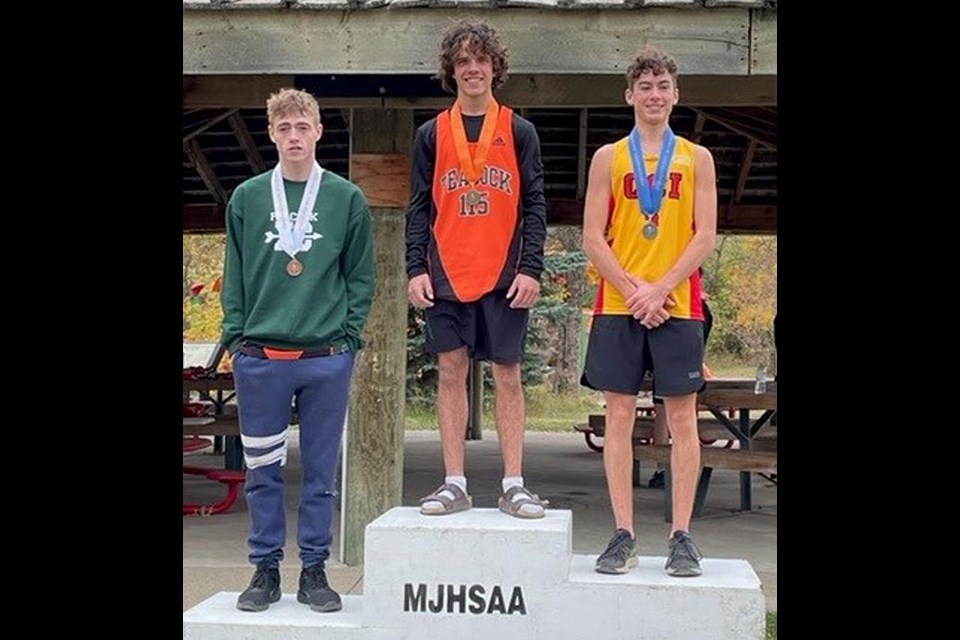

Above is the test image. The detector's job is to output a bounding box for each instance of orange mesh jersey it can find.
[432,105,521,302]
[593,135,705,320]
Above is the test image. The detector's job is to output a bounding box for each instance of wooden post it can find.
[466,360,483,440]
[343,108,412,566]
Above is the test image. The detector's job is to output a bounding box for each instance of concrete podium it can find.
[184,507,764,639]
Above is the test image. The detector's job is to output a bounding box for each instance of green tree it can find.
[703,235,777,363]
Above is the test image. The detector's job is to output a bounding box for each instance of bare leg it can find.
[436,348,470,476]
[490,362,524,477]
[663,394,700,534]
[603,392,638,537]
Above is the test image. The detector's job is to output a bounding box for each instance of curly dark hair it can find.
[625,46,679,88]
[437,19,509,95]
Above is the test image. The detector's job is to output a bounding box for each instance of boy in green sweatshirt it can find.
[220,88,374,613]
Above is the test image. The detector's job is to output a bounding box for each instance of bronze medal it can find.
[286,258,304,277]
[449,100,499,205]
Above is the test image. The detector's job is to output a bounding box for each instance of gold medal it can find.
[465,189,482,206]
[286,258,304,277]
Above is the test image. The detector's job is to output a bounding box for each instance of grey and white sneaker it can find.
[665,530,703,577]
[595,528,638,574]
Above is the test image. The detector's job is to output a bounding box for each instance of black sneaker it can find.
[595,528,638,574]
[665,531,703,577]
[648,470,665,489]
[236,563,281,612]
[297,563,342,612]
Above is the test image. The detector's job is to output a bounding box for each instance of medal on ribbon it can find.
[628,126,677,240]
[270,161,324,277]
[286,258,304,277]
[450,99,499,209]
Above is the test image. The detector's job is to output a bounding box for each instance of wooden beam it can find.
[718,203,777,235]
[498,74,776,108]
[184,8,753,75]
[752,8,778,75]
[547,198,776,234]
[184,74,776,109]
[547,199,584,227]
[185,140,228,204]
[691,112,706,144]
[576,108,588,199]
[183,108,239,146]
[183,75,297,108]
[228,113,266,173]
[711,108,777,150]
[342,108,412,566]
[183,203,226,233]
[690,107,776,150]
[732,139,757,204]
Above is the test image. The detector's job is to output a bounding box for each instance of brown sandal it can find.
[498,485,548,519]
[419,483,472,515]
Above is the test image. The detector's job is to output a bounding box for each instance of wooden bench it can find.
[182,416,243,470]
[182,415,240,437]
[574,414,739,453]
[633,443,777,521]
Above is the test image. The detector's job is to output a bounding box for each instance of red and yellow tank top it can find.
[432,104,521,302]
[593,135,705,320]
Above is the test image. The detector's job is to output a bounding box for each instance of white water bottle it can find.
[754,364,767,394]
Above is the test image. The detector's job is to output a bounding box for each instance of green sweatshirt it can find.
[220,169,375,355]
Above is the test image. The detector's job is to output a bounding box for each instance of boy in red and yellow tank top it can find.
[405,20,548,519]
[581,47,718,577]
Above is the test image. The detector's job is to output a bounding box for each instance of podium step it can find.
[182,593,363,640]
[551,555,765,640]
[184,508,765,639]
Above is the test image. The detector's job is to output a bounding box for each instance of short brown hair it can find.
[625,46,679,88]
[437,19,509,95]
[266,88,321,126]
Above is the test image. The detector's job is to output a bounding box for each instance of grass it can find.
[767,611,777,639]
[404,355,764,432]
[405,385,603,432]
[705,351,766,379]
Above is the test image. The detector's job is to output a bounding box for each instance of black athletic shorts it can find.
[581,315,704,396]
[424,289,529,363]
[653,301,711,403]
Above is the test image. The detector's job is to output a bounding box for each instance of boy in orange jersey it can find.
[406,19,548,519]
[581,47,718,576]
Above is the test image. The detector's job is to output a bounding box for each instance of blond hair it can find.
[266,88,321,126]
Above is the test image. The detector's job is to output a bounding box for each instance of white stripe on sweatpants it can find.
[245,444,287,469]
[241,429,288,450]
